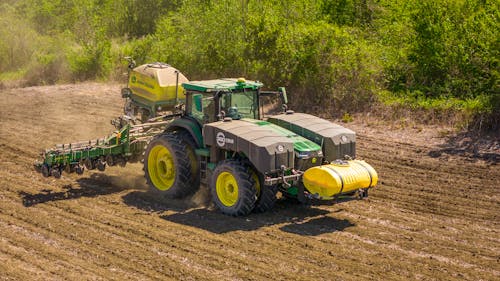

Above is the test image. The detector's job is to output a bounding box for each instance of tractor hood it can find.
[267,112,356,161]
[203,119,321,174]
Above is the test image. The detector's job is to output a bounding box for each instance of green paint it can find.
[39,125,137,167]
[286,186,298,196]
[195,148,210,157]
[169,118,204,147]
[267,118,324,145]
[182,78,263,92]
[243,119,321,153]
[207,162,216,170]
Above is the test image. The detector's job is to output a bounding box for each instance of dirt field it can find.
[0,83,498,281]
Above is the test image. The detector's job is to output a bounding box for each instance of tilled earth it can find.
[0,83,498,280]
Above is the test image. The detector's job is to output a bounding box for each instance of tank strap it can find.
[324,166,345,194]
[353,161,373,187]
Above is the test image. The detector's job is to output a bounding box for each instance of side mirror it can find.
[193,94,203,112]
[278,87,288,105]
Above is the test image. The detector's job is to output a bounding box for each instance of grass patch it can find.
[375,90,493,130]
[0,69,26,82]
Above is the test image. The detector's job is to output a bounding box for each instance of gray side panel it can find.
[203,120,294,173]
[267,113,356,160]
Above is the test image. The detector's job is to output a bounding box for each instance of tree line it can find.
[0,0,498,130]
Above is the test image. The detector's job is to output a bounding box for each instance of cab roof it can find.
[182,78,263,92]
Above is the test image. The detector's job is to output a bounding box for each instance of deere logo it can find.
[216,132,234,147]
[131,76,137,83]
[216,132,226,147]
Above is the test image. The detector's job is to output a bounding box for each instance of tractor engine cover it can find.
[267,112,356,161]
[203,119,294,174]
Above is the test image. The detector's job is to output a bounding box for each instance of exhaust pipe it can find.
[175,70,179,105]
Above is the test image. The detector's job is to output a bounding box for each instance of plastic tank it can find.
[302,160,378,198]
[129,63,189,103]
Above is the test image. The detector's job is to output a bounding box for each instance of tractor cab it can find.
[182,78,287,125]
[183,78,262,124]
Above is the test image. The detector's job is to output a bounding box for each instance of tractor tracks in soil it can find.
[0,83,499,280]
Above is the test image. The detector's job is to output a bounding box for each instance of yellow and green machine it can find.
[121,60,189,122]
[36,62,378,216]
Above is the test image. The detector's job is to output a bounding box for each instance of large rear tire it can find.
[210,160,257,216]
[144,132,196,198]
[176,130,200,191]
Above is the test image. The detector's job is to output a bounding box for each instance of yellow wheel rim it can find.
[147,144,175,191]
[252,171,261,198]
[187,146,198,178]
[216,172,239,207]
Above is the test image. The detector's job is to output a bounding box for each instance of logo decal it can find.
[216,132,225,147]
[216,132,234,147]
[341,135,348,143]
[277,145,284,152]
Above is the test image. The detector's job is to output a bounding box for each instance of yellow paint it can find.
[216,171,239,207]
[129,64,188,103]
[252,171,261,198]
[147,144,175,190]
[303,160,378,198]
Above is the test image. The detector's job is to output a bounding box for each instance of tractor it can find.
[36,63,378,216]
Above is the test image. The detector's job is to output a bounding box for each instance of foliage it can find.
[0,0,498,130]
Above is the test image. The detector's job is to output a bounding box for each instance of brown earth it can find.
[0,83,498,281]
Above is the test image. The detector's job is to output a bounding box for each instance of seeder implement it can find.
[34,118,172,178]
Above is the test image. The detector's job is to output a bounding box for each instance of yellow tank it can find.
[303,160,378,199]
[129,63,189,103]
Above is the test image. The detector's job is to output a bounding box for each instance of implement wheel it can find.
[97,160,106,171]
[144,132,196,198]
[75,165,84,175]
[41,164,50,177]
[51,168,61,179]
[84,158,95,170]
[210,160,257,216]
[105,155,115,166]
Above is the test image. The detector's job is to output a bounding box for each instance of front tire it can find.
[210,160,257,216]
[144,132,196,198]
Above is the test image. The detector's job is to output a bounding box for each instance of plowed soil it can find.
[0,83,498,281]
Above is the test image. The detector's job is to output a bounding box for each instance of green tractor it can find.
[143,77,378,216]
[36,63,378,216]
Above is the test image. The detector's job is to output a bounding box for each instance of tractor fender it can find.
[203,119,294,174]
[166,116,204,148]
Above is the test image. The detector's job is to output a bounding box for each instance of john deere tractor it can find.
[142,76,378,216]
[36,64,377,216]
